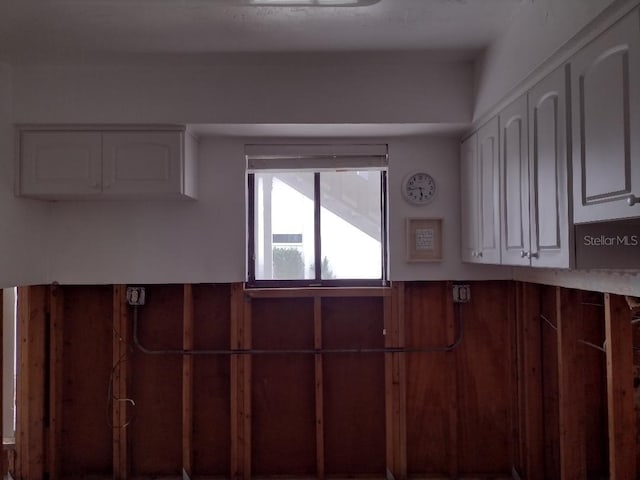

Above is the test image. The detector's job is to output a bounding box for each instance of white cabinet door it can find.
[571,10,640,222]
[460,134,478,262]
[20,131,102,197]
[529,66,572,268]
[102,132,183,196]
[500,95,530,266]
[476,117,501,264]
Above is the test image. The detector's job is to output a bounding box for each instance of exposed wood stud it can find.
[314,295,326,479]
[230,283,252,480]
[509,282,521,476]
[518,283,544,480]
[604,293,636,480]
[395,282,407,480]
[15,288,25,480]
[384,286,395,477]
[182,284,194,479]
[48,285,64,480]
[556,287,586,480]
[112,285,130,480]
[230,283,243,480]
[384,282,407,480]
[242,290,253,480]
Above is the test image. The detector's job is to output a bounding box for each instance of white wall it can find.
[474,0,617,120]
[0,64,48,288]
[3,56,511,285]
[42,134,507,285]
[388,136,506,281]
[46,136,247,284]
[12,55,472,125]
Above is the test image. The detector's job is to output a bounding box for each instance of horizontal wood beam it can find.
[244,287,392,299]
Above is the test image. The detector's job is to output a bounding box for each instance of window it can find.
[247,144,388,287]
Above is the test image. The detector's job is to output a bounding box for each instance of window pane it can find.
[320,171,383,279]
[253,172,315,280]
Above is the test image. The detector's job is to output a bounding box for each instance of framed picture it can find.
[406,217,443,262]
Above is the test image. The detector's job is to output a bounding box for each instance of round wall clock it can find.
[402,172,437,205]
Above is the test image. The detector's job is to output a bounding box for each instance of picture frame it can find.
[406,217,443,262]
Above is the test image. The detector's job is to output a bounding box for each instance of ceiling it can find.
[0,0,522,63]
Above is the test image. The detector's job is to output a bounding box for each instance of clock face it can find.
[403,172,437,205]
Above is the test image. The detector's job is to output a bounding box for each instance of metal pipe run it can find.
[132,304,464,356]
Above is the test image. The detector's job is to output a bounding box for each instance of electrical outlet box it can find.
[453,284,470,303]
[126,287,146,306]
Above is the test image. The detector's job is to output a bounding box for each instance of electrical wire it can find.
[131,302,465,356]
[577,339,606,353]
[107,325,136,429]
[540,313,607,352]
[540,313,557,331]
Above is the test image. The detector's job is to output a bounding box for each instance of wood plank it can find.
[130,285,182,476]
[445,282,458,479]
[16,286,47,480]
[579,291,608,478]
[192,284,231,476]
[605,293,636,480]
[517,283,544,480]
[556,287,586,480]
[540,285,560,480]
[182,284,194,479]
[405,282,452,476]
[48,285,63,480]
[457,281,512,474]
[60,286,113,476]
[250,298,315,476]
[314,296,325,480]
[322,297,385,476]
[113,284,130,480]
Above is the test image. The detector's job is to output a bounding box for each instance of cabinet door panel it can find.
[572,10,640,222]
[529,66,572,268]
[102,132,183,196]
[460,134,478,262]
[500,95,530,266]
[20,132,102,197]
[477,117,501,264]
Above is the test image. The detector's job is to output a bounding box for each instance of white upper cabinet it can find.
[499,95,530,266]
[528,66,572,268]
[571,10,640,223]
[18,127,198,200]
[102,132,183,196]
[460,117,501,264]
[460,134,478,263]
[496,68,572,268]
[20,131,103,197]
[476,117,502,264]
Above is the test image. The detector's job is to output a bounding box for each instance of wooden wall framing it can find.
[9,281,640,480]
